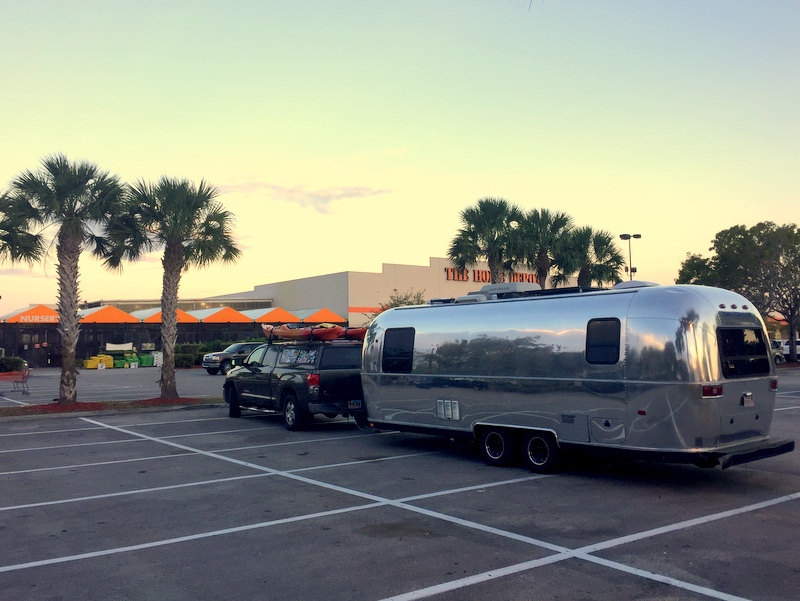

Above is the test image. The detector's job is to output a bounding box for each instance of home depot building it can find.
[0,257,538,367]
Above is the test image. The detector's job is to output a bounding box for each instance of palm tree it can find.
[0,192,44,265]
[9,154,124,404]
[448,198,525,284]
[552,226,625,288]
[103,177,241,399]
[518,208,574,289]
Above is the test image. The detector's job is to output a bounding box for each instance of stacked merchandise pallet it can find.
[83,354,115,369]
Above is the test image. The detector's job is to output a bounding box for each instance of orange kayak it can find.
[341,327,367,340]
[262,323,345,341]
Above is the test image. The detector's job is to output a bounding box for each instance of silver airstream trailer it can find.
[361,282,794,472]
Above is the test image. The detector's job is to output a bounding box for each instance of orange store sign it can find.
[19,314,59,323]
[444,267,538,284]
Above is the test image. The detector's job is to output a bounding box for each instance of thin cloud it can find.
[0,267,50,278]
[218,182,390,214]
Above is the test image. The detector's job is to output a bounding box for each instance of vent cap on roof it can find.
[612,280,660,290]
[454,294,487,304]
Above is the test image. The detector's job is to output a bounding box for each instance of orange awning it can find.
[242,307,301,323]
[2,304,59,324]
[187,306,251,323]
[296,308,346,324]
[78,305,139,324]
[130,308,201,323]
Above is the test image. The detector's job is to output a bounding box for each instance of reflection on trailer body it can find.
[362,284,794,471]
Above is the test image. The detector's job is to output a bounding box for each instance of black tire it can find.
[353,412,368,428]
[228,388,241,418]
[283,393,306,431]
[220,361,233,375]
[478,427,517,467]
[206,368,219,375]
[521,431,560,473]
[323,412,338,419]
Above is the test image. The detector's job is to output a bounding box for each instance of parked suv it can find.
[224,339,364,430]
[202,342,263,375]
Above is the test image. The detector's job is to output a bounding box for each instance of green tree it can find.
[9,154,124,404]
[104,177,241,398]
[675,253,718,286]
[0,192,43,265]
[448,198,525,284]
[552,226,625,288]
[676,222,800,360]
[518,208,573,289]
[366,288,426,321]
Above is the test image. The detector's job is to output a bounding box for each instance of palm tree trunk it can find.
[487,256,504,284]
[55,230,81,404]
[158,242,183,399]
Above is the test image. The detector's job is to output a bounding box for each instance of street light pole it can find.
[619,233,641,280]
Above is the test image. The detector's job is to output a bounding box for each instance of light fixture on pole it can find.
[619,233,641,280]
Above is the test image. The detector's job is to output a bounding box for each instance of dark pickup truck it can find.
[223,339,364,430]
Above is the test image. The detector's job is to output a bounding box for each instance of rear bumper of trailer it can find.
[561,438,795,469]
[711,438,795,469]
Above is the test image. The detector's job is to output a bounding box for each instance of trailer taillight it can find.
[702,385,723,398]
[771,379,778,391]
[307,373,320,387]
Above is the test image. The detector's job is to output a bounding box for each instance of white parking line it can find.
[0,395,29,406]
[2,416,796,601]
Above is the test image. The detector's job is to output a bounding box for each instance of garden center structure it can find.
[1,257,538,367]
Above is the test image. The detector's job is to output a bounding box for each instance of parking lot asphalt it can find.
[0,366,225,407]
[1,370,799,600]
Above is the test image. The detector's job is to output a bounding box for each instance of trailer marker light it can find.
[719,304,726,309]
[702,385,723,398]
[637,410,646,415]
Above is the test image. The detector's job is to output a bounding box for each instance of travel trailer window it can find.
[383,327,415,373]
[585,318,621,365]
[718,327,770,378]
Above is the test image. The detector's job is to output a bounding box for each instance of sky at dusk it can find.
[1,1,798,314]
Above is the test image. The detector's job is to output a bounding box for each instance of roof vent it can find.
[612,281,659,290]
[474,282,542,299]
[454,294,487,304]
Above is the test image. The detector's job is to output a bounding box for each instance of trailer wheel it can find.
[521,431,560,473]
[283,393,305,431]
[228,388,241,418]
[479,428,517,467]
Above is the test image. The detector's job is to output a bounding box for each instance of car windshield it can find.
[223,344,244,353]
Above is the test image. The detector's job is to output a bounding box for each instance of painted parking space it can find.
[1,381,799,600]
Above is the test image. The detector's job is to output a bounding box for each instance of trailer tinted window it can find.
[586,318,620,365]
[718,327,770,378]
[383,327,415,373]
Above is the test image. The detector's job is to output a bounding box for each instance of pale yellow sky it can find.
[2,1,798,313]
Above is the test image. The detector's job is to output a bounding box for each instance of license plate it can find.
[348,400,362,409]
[742,393,755,407]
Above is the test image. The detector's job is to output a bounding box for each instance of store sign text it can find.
[18,315,59,323]
[444,268,538,284]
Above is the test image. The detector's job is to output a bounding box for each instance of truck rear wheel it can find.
[521,431,560,473]
[228,388,241,418]
[283,393,306,431]
[479,427,517,467]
